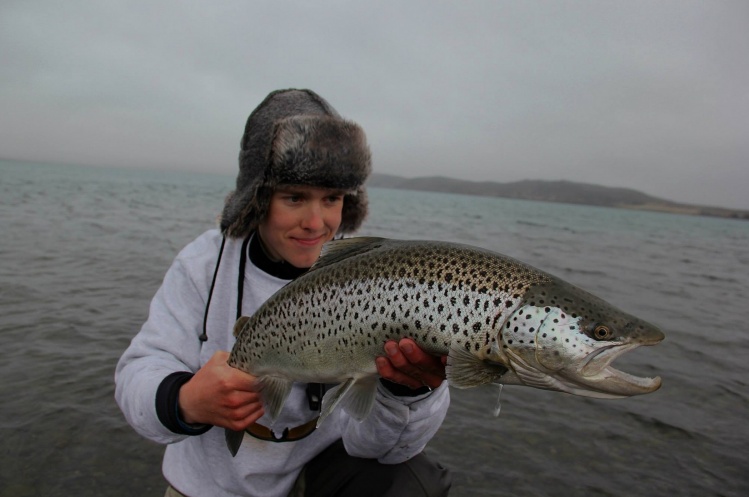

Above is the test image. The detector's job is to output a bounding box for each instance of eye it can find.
[592,324,613,340]
[325,194,344,204]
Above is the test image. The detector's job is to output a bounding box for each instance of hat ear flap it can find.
[339,188,368,234]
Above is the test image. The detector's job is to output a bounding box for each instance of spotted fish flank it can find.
[227,237,664,450]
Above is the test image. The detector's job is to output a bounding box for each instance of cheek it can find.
[323,207,343,231]
[264,206,297,232]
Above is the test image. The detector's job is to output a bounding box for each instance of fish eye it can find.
[592,324,613,340]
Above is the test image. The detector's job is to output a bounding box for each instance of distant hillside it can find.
[368,173,749,221]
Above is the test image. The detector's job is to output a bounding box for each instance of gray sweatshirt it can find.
[115,229,450,497]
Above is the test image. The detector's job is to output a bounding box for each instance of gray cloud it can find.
[1,0,747,208]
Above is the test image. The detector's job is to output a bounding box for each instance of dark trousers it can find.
[165,440,451,497]
[299,439,451,497]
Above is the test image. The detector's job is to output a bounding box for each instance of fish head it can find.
[500,280,664,398]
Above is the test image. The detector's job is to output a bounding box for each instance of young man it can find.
[115,89,451,497]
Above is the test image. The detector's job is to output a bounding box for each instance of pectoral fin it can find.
[446,342,508,389]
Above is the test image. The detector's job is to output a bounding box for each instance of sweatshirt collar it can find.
[248,233,308,280]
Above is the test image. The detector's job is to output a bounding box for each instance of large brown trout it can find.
[228,237,663,450]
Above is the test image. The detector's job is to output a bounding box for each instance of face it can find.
[257,185,345,269]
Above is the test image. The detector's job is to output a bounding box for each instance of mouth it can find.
[291,236,325,247]
[561,342,662,398]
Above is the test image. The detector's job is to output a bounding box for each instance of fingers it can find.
[179,351,265,428]
[210,350,230,362]
[221,401,266,431]
[206,351,259,393]
[377,339,447,390]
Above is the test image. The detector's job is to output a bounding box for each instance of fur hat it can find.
[220,89,371,238]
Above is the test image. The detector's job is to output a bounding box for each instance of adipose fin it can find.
[233,316,250,338]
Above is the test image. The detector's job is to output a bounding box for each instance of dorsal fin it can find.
[308,237,387,272]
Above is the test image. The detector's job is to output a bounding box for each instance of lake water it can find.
[1,159,747,496]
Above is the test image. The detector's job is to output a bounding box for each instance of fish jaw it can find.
[504,343,662,399]
[557,340,663,397]
[502,296,664,398]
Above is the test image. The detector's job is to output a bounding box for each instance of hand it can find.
[376,338,447,391]
[178,351,265,431]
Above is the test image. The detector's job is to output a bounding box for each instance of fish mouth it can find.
[560,342,662,398]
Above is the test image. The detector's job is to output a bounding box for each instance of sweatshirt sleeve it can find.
[341,381,450,464]
[114,235,215,444]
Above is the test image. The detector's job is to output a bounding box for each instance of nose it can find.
[300,202,325,231]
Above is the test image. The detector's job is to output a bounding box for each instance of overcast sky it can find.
[1,1,747,209]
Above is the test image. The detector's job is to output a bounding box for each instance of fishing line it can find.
[493,384,503,417]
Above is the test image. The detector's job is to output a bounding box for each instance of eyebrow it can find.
[276,186,347,196]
